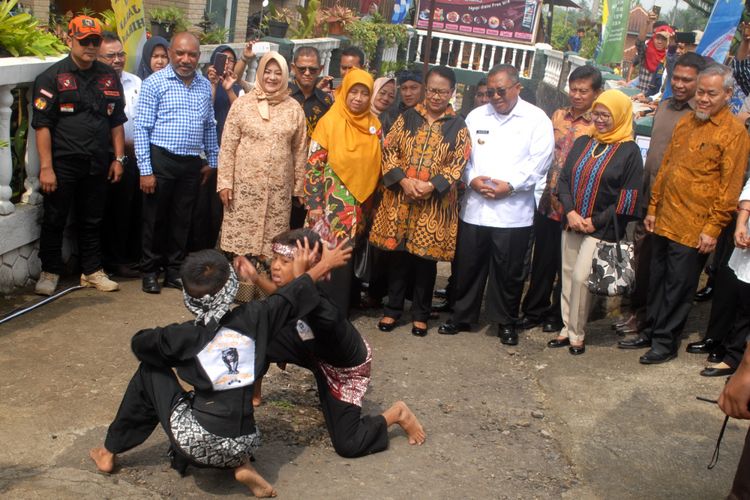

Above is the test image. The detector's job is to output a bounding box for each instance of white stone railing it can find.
[0,55,63,219]
[382,42,399,64]
[412,29,538,78]
[543,48,565,88]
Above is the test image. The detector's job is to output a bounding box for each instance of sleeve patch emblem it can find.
[39,88,53,98]
[34,97,47,110]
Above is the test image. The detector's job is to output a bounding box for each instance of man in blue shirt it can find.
[135,32,219,294]
[566,28,584,53]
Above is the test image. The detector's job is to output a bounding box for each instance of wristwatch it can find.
[115,155,128,165]
[507,182,515,195]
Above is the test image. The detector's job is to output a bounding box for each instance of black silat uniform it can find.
[103,275,319,471]
[31,56,127,275]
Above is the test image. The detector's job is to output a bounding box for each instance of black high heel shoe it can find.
[411,322,428,337]
[377,318,398,332]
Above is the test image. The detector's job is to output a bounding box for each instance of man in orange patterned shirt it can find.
[519,66,601,333]
[628,64,750,364]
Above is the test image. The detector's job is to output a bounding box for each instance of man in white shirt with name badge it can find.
[438,64,554,346]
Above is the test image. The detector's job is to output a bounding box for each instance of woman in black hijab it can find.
[137,36,169,80]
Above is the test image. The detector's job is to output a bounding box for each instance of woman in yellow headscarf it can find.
[305,68,383,315]
[217,51,307,277]
[549,89,643,355]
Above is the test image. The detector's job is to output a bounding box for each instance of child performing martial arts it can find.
[237,228,426,458]
[89,243,351,497]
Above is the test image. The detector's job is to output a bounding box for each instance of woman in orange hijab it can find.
[305,68,383,315]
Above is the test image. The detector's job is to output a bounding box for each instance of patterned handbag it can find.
[587,212,635,297]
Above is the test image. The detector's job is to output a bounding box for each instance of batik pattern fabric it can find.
[170,399,261,469]
[317,340,372,407]
[538,108,595,221]
[369,105,470,262]
[305,141,371,246]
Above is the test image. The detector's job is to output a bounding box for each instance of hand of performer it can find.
[307,238,352,282]
[292,237,320,278]
[697,233,717,254]
[140,174,156,194]
[644,214,656,233]
[108,160,123,183]
[719,344,750,420]
[219,188,233,211]
[233,255,258,283]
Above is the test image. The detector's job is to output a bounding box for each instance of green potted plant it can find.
[149,6,189,40]
[321,3,359,36]
[267,6,295,38]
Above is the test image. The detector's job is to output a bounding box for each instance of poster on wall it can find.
[414,0,542,44]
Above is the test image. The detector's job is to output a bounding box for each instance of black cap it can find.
[397,70,423,85]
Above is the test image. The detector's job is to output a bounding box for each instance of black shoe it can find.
[707,351,725,364]
[499,324,518,345]
[433,288,447,299]
[547,337,570,348]
[700,366,736,377]
[438,321,470,335]
[164,277,184,290]
[431,298,452,313]
[542,322,563,333]
[694,285,714,302]
[569,344,585,355]
[639,350,677,364]
[142,275,161,294]
[518,317,541,331]
[686,338,719,354]
[617,336,651,349]
[377,318,398,332]
[411,324,428,337]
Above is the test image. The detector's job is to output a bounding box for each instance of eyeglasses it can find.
[426,87,452,97]
[485,85,517,98]
[294,65,320,74]
[591,111,613,121]
[79,36,102,47]
[101,51,127,60]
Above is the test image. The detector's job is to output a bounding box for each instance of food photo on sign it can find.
[415,0,541,43]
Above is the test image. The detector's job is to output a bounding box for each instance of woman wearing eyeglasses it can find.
[217,52,307,295]
[369,66,470,337]
[550,89,643,355]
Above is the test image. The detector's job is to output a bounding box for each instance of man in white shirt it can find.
[438,64,554,345]
[98,32,142,278]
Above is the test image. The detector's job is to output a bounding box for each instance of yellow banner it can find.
[111,0,147,74]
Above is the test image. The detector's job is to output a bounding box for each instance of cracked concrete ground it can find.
[0,266,746,499]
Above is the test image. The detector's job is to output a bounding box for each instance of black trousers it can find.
[104,363,185,455]
[702,219,738,343]
[384,251,437,322]
[730,425,750,500]
[450,221,533,326]
[266,320,388,458]
[521,213,562,324]
[719,276,750,369]
[102,155,141,268]
[318,259,355,317]
[140,146,202,277]
[642,235,707,355]
[39,158,108,275]
[188,169,222,252]
[629,221,652,324]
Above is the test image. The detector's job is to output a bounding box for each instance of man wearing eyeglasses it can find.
[97,31,142,280]
[438,64,554,346]
[31,15,127,297]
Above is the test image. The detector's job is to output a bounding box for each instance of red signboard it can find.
[415,0,542,44]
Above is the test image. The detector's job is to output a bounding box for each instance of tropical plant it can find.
[98,9,117,33]
[289,0,321,39]
[0,0,68,57]
[200,26,229,44]
[321,3,359,26]
[149,6,190,33]
[345,18,408,63]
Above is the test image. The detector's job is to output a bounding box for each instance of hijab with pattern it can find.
[592,89,634,144]
[253,51,290,120]
[312,68,382,203]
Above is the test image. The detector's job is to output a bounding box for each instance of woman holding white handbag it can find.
[550,90,643,355]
